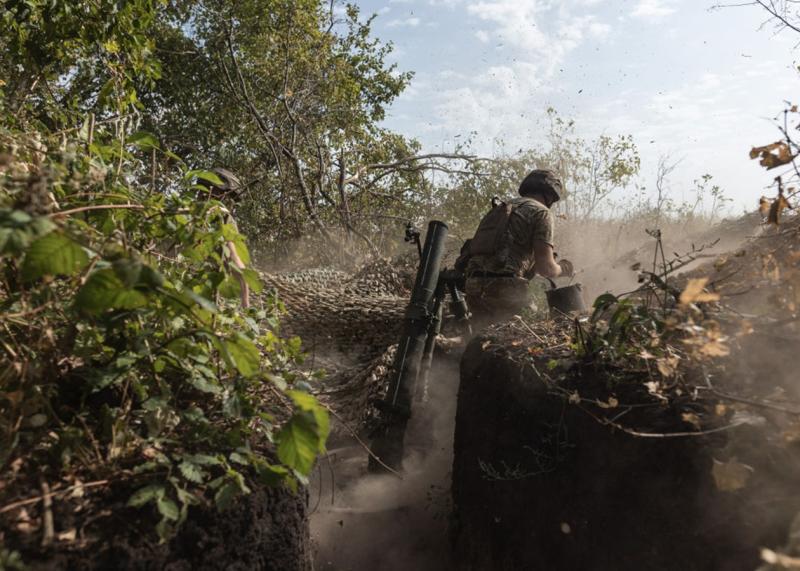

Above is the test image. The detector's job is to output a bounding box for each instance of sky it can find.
[353,0,800,212]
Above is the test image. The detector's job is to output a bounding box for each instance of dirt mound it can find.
[452,322,800,570]
[7,482,310,571]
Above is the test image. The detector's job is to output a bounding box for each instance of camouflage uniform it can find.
[465,196,554,324]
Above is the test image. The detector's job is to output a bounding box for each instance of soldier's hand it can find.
[558,259,575,277]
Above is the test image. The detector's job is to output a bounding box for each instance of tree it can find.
[434,110,641,239]
[139,1,439,262]
[713,0,800,34]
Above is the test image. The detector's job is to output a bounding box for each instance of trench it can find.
[310,357,461,571]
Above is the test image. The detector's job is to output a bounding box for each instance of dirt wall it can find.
[21,485,311,571]
[451,333,800,571]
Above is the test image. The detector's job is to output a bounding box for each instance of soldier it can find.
[460,168,574,326]
[200,168,251,309]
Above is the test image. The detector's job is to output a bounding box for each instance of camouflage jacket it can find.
[466,196,554,277]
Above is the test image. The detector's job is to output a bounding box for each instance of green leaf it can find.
[21,232,89,281]
[140,265,165,288]
[75,269,147,315]
[213,481,239,510]
[218,275,241,300]
[591,292,618,322]
[178,460,207,484]
[221,223,239,241]
[186,454,221,466]
[254,459,290,487]
[187,372,222,395]
[7,211,32,225]
[112,257,142,287]
[153,357,167,373]
[128,131,160,150]
[242,269,263,293]
[183,289,218,313]
[277,412,323,476]
[187,170,224,187]
[97,78,115,107]
[157,497,180,521]
[287,390,330,449]
[223,334,260,377]
[127,484,165,507]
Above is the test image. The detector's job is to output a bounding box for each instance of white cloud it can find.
[400,1,614,147]
[475,29,491,43]
[386,16,421,27]
[631,0,676,20]
[589,21,611,39]
[465,1,610,71]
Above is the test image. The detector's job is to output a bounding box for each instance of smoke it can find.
[307,211,786,568]
[556,214,758,302]
[310,357,460,571]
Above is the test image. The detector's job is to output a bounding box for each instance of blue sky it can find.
[353,0,799,211]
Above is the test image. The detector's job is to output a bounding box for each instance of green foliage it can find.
[134,0,420,262]
[0,547,26,571]
[0,124,328,541]
[1,0,163,125]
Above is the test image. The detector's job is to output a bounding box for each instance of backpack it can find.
[467,199,514,256]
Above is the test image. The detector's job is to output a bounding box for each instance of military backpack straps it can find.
[467,197,514,256]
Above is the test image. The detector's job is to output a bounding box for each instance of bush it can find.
[0,125,328,541]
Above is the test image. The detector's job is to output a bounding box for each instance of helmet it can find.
[205,168,242,198]
[518,169,563,202]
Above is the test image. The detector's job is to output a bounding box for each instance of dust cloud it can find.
[308,212,770,570]
[310,358,461,571]
[557,215,759,301]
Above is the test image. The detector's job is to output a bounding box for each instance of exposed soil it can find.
[451,325,800,570]
[6,483,310,571]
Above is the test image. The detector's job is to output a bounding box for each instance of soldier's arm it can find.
[531,240,563,278]
[226,240,251,309]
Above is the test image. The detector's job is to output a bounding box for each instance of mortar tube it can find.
[369,220,449,472]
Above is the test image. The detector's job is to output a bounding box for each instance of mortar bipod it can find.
[415,269,471,404]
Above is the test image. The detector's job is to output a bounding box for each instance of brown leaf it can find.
[682,412,702,430]
[750,141,795,169]
[656,356,680,377]
[699,340,730,357]
[679,278,720,305]
[783,421,800,444]
[58,528,77,542]
[759,196,771,217]
[712,458,753,491]
[597,396,619,409]
[768,194,791,225]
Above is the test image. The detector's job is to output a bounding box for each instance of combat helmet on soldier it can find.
[518,168,563,206]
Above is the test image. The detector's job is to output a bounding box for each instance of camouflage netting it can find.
[256,256,419,432]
